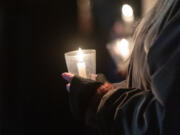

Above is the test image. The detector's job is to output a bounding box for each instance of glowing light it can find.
[76,48,87,78]
[76,48,84,62]
[122,4,133,17]
[116,39,130,58]
[122,4,134,23]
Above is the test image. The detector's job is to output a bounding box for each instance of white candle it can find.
[76,48,87,78]
[77,62,87,78]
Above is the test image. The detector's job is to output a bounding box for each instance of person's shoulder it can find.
[148,11,180,74]
[160,9,180,38]
[165,9,180,31]
[150,9,180,52]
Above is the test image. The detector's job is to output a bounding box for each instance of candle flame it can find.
[76,48,84,62]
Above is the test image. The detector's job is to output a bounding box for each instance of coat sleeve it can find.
[68,74,127,126]
[69,74,109,122]
[69,75,103,122]
[96,15,180,135]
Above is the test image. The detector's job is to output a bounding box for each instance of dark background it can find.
[1,0,141,135]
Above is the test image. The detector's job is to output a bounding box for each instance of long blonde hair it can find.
[129,0,179,90]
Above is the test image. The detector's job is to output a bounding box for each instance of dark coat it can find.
[68,6,180,135]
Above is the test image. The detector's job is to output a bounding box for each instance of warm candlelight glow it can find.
[122,4,134,23]
[65,48,96,79]
[76,48,84,62]
[106,38,132,73]
[115,39,130,59]
[76,48,87,78]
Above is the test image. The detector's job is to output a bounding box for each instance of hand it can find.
[97,82,114,95]
[61,72,74,92]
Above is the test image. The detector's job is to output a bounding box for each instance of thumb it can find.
[61,72,74,82]
[66,83,71,93]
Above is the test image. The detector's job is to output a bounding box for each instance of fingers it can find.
[97,82,114,95]
[61,72,74,92]
[61,72,74,82]
[66,83,71,93]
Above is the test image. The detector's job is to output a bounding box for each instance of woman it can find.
[62,0,180,134]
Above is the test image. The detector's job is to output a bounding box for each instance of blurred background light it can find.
[106,37,133,75]
[115,38,130,59]
[122,4,134,23]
